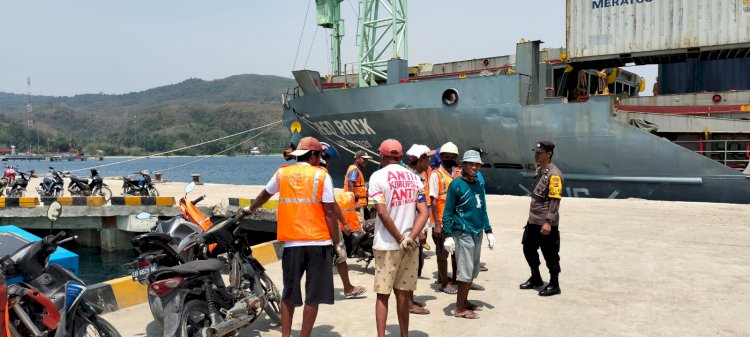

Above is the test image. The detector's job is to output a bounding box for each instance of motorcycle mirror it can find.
[184,181,196,193]
[136,212,151,220]
[47,201,63,222]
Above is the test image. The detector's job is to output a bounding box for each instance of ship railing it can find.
[518,74,533,105]
[673,139,750,170]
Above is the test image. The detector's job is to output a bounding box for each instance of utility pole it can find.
[26,77,35,153]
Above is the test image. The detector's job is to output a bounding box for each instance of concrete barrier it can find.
[110,196,175,206]
[84,240,285,313]
[228,198,278,209]
[0,197,39,208]
[41,196,106,206]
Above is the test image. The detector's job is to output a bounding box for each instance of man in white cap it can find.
[404,144,436,315]
[429,141,461,294]
[442,150,495,319]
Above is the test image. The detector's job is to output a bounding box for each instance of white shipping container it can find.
[567,0,750,62]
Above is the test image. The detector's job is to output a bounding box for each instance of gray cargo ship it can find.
[281,0,750,204]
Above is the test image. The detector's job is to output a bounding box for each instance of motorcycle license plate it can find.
[131,264,157,281]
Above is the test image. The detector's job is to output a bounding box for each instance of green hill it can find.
[0,74,296,155]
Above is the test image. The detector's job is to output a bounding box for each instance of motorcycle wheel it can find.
[148,292,165,325]
[178,300,211,337]
[255,271,282,325]
[69,185,81,196]
[82,317,122,337]
[8,188,24,197]
[93,186,113,202]
[147,186,159,197]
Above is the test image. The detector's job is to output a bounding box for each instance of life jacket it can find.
[435,166,461,223]
[334,191,360,232]
[344,165,368,207]
[276,164,331,242]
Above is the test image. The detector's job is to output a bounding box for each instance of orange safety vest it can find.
[276,164,331,242]
[334,191,360,232]
[344,165,368,207]
[434,166,461,223]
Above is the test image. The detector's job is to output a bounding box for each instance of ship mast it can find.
[316,0,345,76]
[357,0,408,87]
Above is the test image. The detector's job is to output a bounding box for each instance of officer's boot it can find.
[539,273,561,296]
[519,268,544,290]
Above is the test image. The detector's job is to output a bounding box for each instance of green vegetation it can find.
[0,74,295,155]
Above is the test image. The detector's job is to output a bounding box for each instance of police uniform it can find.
[520,140,563,296]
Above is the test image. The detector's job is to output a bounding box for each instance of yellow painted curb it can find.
[106,276,148,309]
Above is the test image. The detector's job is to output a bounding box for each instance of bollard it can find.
[154,171,163,182]
[191,174,203,185]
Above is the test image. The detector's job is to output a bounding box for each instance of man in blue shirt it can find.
[442,150,496,319]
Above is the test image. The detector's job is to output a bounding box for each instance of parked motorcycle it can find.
[67,169,113,202]
[127,182,213,324]
[4,170,33,197]
[350,217,375,269]
[0,166,17,197]
[122,170,158,196]
[1,202,121,337]
[149,214,282,337]
[35,168,65,198]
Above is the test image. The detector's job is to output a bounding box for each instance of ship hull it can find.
[283,74,750,204]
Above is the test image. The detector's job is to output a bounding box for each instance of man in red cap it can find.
[368,139,429,337]
[239,136,345,337]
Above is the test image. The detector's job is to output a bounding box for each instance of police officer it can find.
[519,140,563,296]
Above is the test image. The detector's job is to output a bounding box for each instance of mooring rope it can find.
[153,121,280,173]
[67,120,283,173]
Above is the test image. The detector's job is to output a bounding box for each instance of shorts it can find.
[281,245,334,306]
[454,231,482,283]
[373,249,419,294]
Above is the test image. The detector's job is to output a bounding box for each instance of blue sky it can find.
[1,0,656,96]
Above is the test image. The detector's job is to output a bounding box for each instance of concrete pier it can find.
[0,178,272,251]
[101,193,750,336]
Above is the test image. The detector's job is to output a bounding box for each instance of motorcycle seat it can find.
[131,232,174,245]
[70,176,87,183]
[160,259,224,274]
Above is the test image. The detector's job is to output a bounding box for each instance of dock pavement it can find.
[98,182,749,336]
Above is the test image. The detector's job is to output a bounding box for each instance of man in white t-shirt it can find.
[368,139,429,337]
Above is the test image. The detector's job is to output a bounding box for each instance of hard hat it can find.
[440,142,459,155]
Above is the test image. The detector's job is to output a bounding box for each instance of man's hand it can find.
[334,241,347,264]
[443,237,455,255]
[235,206,253,221]
[433,222,443,238]
[399,237,418,253]
[487,233,496,250]
[342,225,352,235]
[541,222,551,236]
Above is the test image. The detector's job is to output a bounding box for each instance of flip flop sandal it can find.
[344,286,366,299]
[409,306,430,315]
[479,265,488,272]
[413,301,426,308]
[454,310,480,319]
[440,287,458,295]
[470,283,485,291]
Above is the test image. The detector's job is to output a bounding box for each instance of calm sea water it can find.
[5,156,288,284]
[3,155,287,185]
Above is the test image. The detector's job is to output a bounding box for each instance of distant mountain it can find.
[0,74,296,155]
